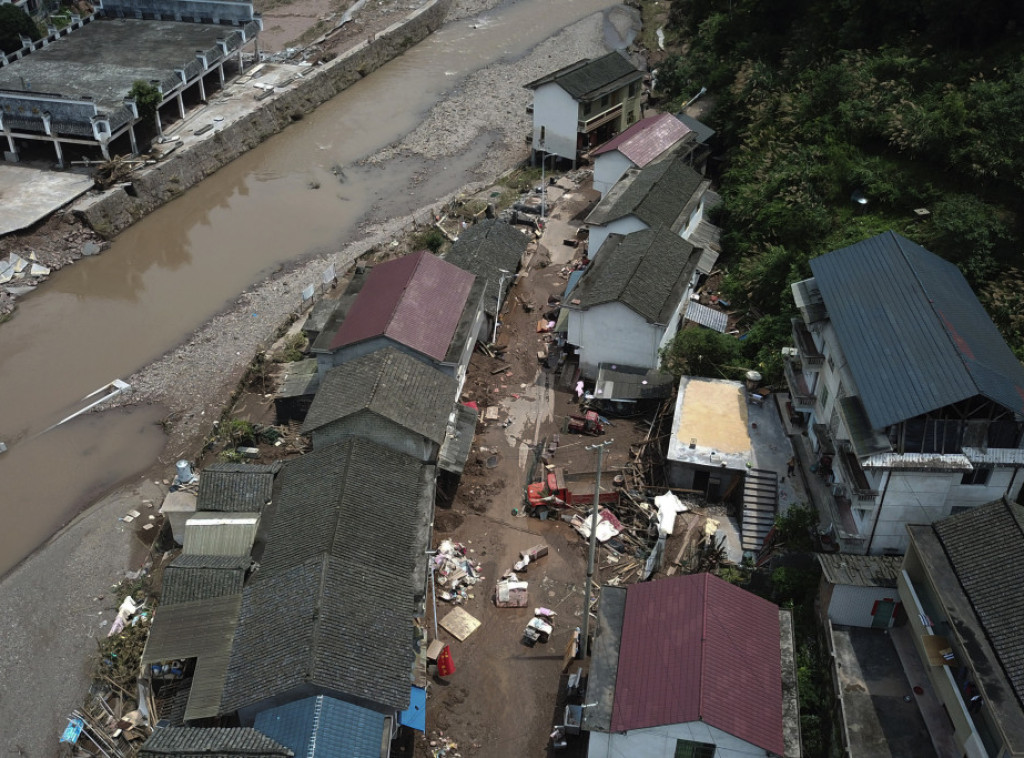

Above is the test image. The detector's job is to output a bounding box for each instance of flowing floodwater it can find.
[0,0,626,577]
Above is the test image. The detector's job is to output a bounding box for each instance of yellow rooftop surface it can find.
[676,378,750,455]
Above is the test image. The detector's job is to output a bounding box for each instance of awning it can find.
[438,403,479,475]
[593,363,675,402]
[399,686,427,732]
[685,300,728,332]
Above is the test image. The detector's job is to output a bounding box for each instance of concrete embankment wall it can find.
[78,0,453,238]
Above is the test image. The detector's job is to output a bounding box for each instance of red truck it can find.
[525,467,620,511]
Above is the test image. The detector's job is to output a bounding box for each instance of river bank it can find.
[0,2,641,754]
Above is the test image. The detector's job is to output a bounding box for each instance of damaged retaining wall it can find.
[77,0,454,238]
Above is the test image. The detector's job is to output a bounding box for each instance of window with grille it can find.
[674,740,716,758]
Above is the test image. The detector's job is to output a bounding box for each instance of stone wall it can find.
[77,0,453,238]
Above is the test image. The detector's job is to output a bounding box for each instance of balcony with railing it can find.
[783,356,816,411]
[578,103,623,134]
[835,442,879,501]
[791,317,824,367]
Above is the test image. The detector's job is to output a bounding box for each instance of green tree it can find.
[0,4,37,55]
[128,80,162,126]
[660,326,740,378]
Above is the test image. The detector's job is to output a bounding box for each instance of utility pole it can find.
[492,268,510,344]
[579,439,613,658]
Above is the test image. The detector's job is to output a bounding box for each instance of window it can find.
[629,81,639,97]
[583,101,592,116]
[601,94,610,107]
[827,352,835,372]
[539,126,545,144]
[627,109,635,125]
[819,383,830,412]
[675,740,716,758]
[961,467,991,486]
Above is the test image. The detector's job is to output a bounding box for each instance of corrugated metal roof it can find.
[301,347,456,444]
[574,228,698,324]
[580,586,627,732]
[139,726,293,757]
[591,113,692,167]
[141,595,243,721]
[327,251,475,362]
[817,554,902,588]
[524,50,643,100]
[593,363,675,401]
[183,514,260,557]
[161,554,249,606]
[934,499,1024,708]
[963,447,1024,466]
[684,301,728,332]
[811,231,1024,428]
[438,403,478,475]
[675,113,716,144]
[254,695,387,758]
[586,149,708,231]
[610,574,784,755]
[197,463,279,513]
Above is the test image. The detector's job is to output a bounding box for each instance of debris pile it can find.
[432,539,483,605]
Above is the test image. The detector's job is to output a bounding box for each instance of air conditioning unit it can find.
[781,347,798,357]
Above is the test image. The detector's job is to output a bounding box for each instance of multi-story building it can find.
[525,50,645,167]
[785,231,1024,554]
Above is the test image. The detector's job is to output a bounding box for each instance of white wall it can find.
[588,216,648,260]
[532,83,579,162]
[593,151,634,197]
[587,720,768,758]
[827,584,898,627]
[680,194,707,241]
[568,301,664,380]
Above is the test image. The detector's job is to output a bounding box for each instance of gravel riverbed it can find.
[0,2,641,755]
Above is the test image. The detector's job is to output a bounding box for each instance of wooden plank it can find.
[440,607,481,642]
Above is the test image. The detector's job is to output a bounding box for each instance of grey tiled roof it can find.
[197,463,280,513]
[934,499,1024,706]
[139,726,293,757]
[811,231,1024,428]
[445,220,528,317]
[258,439,430,578]
[301,346,456,444]
[220,439,432,714]
[525,50,643,101]
[573,227,698,324]
[161,554,249,606]
[222,555,415,714]
[586,149,707,230]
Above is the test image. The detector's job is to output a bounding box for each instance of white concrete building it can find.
[590,112,694,197]
[564,227,701,380]
[584,146,718,264]
[785,231,1024,554]
[524,50,644,166]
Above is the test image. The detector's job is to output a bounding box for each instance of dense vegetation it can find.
[654,0,1024,380]
[0,4,37,55]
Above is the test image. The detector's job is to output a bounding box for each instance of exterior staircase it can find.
[741,468,778,553]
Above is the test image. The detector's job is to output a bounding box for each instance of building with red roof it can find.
[310,250,486,393]
[583,573,799,758]
[590,113,696,197]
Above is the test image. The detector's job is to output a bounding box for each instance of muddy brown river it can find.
[0,0,630,577]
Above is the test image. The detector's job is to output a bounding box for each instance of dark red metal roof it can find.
[610,573,784,755]
[591,113,691,167]
[328,250,475,361]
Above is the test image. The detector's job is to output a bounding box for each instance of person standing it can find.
[787,456,796,477]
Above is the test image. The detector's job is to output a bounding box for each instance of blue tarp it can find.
[60,718,84,744]
[398,686,427,732]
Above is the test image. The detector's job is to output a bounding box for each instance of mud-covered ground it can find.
[0,1,643,755]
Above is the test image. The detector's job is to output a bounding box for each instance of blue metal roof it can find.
[811,231,1024,429]
[398,686,426,732]
[254,696,386,758]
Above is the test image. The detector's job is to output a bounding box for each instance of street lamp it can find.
[579,438,613,659]
[492,268,511,344]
